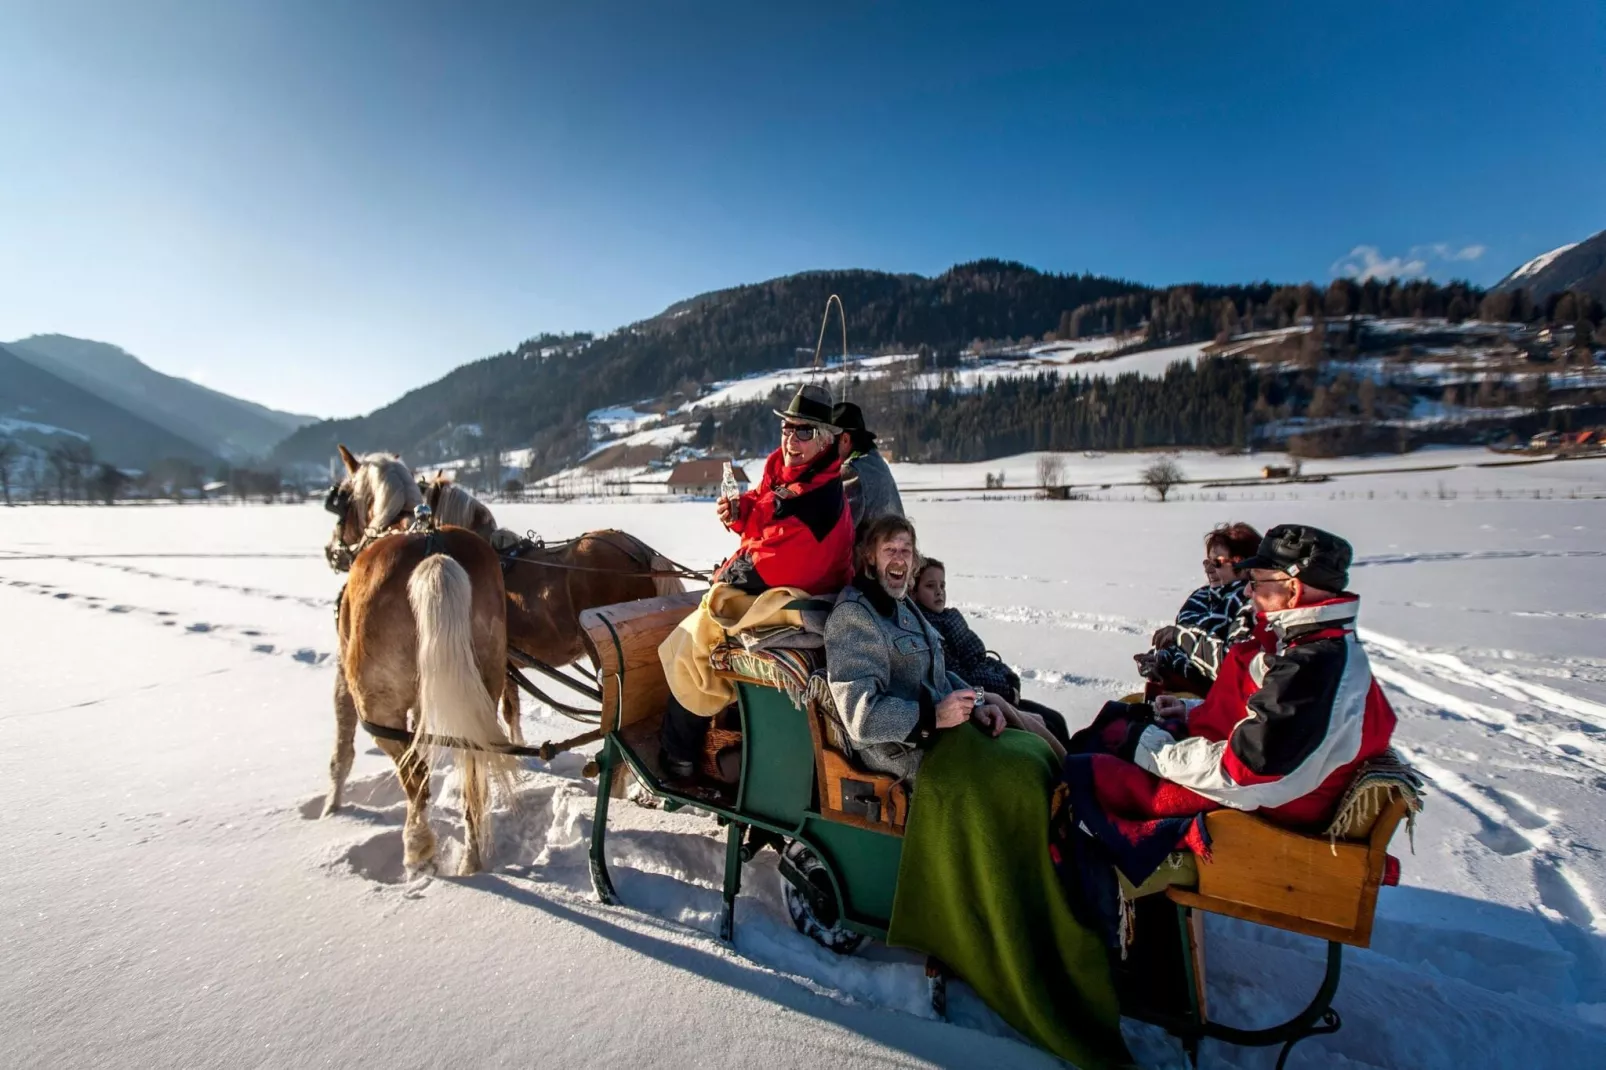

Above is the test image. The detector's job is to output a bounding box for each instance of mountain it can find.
[1493,228,1606,302]
[270,262,1151,469]
[5,334,317,461]
[0,345,217,468]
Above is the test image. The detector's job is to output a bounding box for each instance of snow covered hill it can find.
[3,460,1605,1068]
[1494,229,1606,302]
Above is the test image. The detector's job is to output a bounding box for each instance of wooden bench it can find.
[1124,757,1424,1067]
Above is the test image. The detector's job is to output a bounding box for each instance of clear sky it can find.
[3,0,1602,418]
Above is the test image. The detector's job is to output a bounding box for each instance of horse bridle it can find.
[323,482,352,519]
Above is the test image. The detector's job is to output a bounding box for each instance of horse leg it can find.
[321,667,359,817]
[374,735,437,877]
[501,684,525,746]
[461,674,510,875]
[460,756,489,875]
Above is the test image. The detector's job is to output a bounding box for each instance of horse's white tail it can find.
[406,554,513,864]
[650,554,686,596]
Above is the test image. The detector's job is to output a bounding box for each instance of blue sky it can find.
[2,1,1602,418]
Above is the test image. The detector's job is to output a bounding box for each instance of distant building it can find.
[667,458,749,498]
[1530,431,1563,449]
[1261,465,1293,479]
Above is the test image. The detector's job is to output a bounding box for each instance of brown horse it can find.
[416,472,687,743]
[320,447,513,878]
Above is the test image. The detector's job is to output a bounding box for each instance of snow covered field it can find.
[4,459,1606,1068]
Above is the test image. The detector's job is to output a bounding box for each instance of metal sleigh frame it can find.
[1127,910,1344,1069]
[587,678,901,947]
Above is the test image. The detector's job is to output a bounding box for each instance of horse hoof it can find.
[319,799,341,818]
[405,858,437,881]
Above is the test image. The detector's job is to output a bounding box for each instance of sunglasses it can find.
[1246,575,1293,591]
[1204,556,1239,568]
[780,422,821,442]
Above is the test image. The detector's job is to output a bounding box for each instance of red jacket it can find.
[1132,593,1396,826]
[716,448,854,595]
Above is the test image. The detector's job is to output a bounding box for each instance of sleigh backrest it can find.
[581,591,703,734]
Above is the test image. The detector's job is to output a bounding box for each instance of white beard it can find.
[878,574,909,601]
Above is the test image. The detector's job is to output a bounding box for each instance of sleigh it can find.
[576,593,1424,1068]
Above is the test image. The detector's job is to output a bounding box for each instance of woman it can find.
[658,384,855,778]
[1135,521,1260,694]
[912,557,1071,749]
[825,516,1128,1070]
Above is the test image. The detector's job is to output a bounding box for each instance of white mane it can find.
[428,478,498,537]
[352,453,423,532]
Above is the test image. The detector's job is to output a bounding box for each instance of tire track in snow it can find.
[1363,629,1606,773]
[1363,629,1606,731]
[953,602,1154,637]
[1353,549,1606,568]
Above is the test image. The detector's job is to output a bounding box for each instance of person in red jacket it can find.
[712,385,855,594]
[660,384,854,778]
[1126,523,1398,827]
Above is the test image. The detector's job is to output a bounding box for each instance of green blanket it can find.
[888,725,1130,1069]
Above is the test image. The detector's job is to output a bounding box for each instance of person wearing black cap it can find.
[831,401,903,531]
[1122,523,1399,826]
[657,383,856,779]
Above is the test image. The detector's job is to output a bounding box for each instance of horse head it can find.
[419,473,499,540]
[324,446,423,571]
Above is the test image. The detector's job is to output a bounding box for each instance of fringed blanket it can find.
[708,644,828,711]
[1322,746,1426,847]
[887,724,1132,1070]
[1051,701,1216,947]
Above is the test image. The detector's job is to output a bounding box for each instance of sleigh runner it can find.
[577,591,1425,1068]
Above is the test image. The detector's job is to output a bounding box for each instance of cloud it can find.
[1330,242,1485,281]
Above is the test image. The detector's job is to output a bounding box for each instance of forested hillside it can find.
[271,259,1606,476]
[269,263,1149,468]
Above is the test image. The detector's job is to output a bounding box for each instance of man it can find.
[1128,523,1397,826]
[831,401,904,530]
[824,514,1001,782]
[658,384,855,778]
[710,384,855,593]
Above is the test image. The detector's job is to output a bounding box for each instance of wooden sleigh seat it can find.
[1120,752,1423,946]
[1119,750,1426,1067]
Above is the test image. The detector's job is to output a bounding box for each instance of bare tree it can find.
[93,463,127,505]
[1141,456,1185,502]
[0,437,17,505]
[1035,453,1065,490]
[49,440,93,503]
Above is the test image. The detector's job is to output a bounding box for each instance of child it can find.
[913,558,1070,750]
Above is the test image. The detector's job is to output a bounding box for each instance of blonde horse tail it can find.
[650,554,686,596]
[405,554,513,865]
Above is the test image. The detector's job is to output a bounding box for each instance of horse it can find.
[320,446,514,878]
[414,471,687,743]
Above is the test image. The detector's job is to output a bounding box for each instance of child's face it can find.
[915,566,946,613]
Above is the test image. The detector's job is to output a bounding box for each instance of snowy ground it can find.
[4,459,1606,1068]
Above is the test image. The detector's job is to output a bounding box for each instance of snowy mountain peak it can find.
[1492,228,1606,301]
[1505,242,1580,283]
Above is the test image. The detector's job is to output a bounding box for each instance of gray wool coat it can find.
[843,450,904,529]
[825,579,970,781]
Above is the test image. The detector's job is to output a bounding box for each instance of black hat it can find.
[831,402,876,444]
[773,384,838,429]
[1238,524,1353,592]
